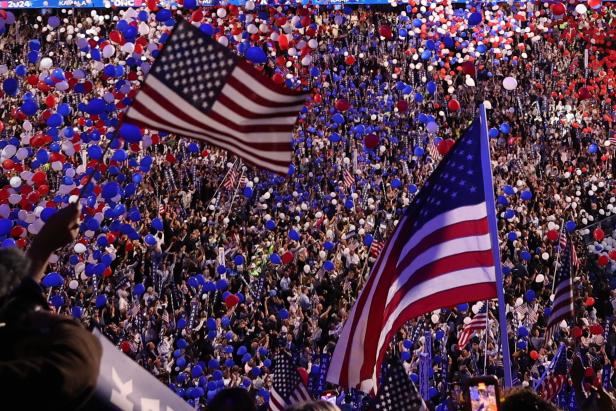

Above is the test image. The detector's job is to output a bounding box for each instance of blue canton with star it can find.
[406,119,486,231]
[150,19,237,112]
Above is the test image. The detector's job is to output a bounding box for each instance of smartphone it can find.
[464,376,501,411]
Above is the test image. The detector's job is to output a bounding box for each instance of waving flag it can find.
[123,18,308,175]
[545,235,574,343]
[269,352,312,411]
[540,346,568,401]
[457,303,488,349]
[327,110,501,393]
[374,357,427,411]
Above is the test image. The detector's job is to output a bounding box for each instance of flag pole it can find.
[483,300,490,375]
[479,103,513,389]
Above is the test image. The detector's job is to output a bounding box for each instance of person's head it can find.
[207,387,256,411]
[284,400,341,411]
[500,388,559,411]
[0,248,30,300]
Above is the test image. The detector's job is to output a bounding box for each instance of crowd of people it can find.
[0,0,615,409]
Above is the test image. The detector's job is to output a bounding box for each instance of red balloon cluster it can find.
[364,134,379,150]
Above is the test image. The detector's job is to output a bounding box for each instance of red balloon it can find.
[378,25,393,39]
[437,138,455,156]
[281,251,294,265]
[594,228,605,241]
[447,99,461,112]
[585,297,595,307]
[296,367,309,386]
[590,324,604,335]
[278,34,289,50]
[547,230,559,242]
[550,3,566,15]
[45,94,56,108]
[396,100,409,113]
[120,341,131,353]
[225,294,240,309]
[598,255,609,266]
[106,233,116,243]
[571,326,583,338]
[530,350,539,361]
[588,0,601,8]
[364,134,379,150]
[609,250,616,261]
[335,99,351,112]
[585,367,595,378]
[103,267,112,278]
[272,73,284,85]
[2,159,14,170]
[345,55,356,65]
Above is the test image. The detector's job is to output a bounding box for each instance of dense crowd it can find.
[0,1,615,410]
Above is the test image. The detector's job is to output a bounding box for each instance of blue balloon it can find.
[324,241,335,251]
[42,272,64,288]
[426,81,437,94]
[414,146,425,157]
[95,294,107,308]
[144,234,156,246]
[457,303,469,312]
[489,128,499,138]
[265,220,276,230]
[51,295,65,308]
[216,278,228,291]
[565,221,577,233]
[507,231,518,241]
[243,187,253,197]
[520,250,532,261]
[234,254,245,265]
[278,309,289,320]
[21,100,38,115]
[133,283,145,296]
[72,306,83,318]
[323,260,334,271]
[289,229,301,241]
[3,78,18,96]
[152,217,164,231]
[120,124,143,143]
[102,181,120,199]
[435,330,445,340]
[332,113,345,125]
[270,253,282,265]
[520,190,533,201]
[245,46,267,64]
[588,144,598,154]
[391,178,402,189]
[0,219,12,236]
[85,98,106,115]
[525,290,536,302]
[468,12,483,26]
[499,122,511,134]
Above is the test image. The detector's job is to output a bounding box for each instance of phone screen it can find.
[469,382,498,411]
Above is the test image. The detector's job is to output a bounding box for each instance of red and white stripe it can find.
[327,203,497,393]
[540,374,567,400]
[269,383,311,411]
[343,169,355,189]
[559,233,579,268]
[369,240,385,258]
[223,168,238,190]
[125,60,307,175]
[457,311,488,348]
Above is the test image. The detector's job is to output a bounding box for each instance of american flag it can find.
[370,240,385,258]
[223,167,238,190]
[327,113,499,393]
[161,309,170,324]
[123,19,308,175]
[545,235,574,344]
[374,357,427,411]
[343,169,355,189]
[158,202,165,215]
[427,141,441,162]
[540,346,568,401]
[559,232,579,268]
[609,133,616,148]
[457,304,488,349]
[269,352,312,411]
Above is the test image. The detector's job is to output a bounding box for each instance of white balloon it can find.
[463,316,472,325]
[74,243,87,254]
[515,297,523,307]
[102,44,115,58]
[216,8,227,18]
[218,36,229,47]
[431,314,440,324]
[535,274,545,283]
[68,279,79,290]
[503,76,518,90]
[575,4,587,14]
[9,176,22,188]
[303,264,310,273]
[2,144,17,158]
[465,76,476,87]
[39,57,53,70]
[541,252,549,260]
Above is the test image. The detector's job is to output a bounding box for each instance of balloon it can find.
[503,77,518,90]
[144,234,157,246]
[224,294,240,309]
[585,297,595,307]
[598,255,609,266]
[245,46,267,64]
[447,99,461,112]
[152,218,164,231]
[530,350,539,360]
[120,124,143,143]
[42,272,64,288]
[468,12,482,26]
[547,230,559,242]
[95,294,107,308]
[594,228,605,241]
[364,134,379,149]
[134,283,146,296]
[234,254,245,265]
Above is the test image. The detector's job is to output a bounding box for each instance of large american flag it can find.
[123,19,308,175]
[457,303,488,349]
[540,345,568,401]
[269,352,312,411]
[545,235,574,344]
[327,115,499,393]
[374,358,427,411]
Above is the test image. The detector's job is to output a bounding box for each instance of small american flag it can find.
[223,167,238,190]
[457,304,488,349]
[369,240,385,258]
[269,352,312,411]
[374,357,427,411]
[545,235,574,344]
[123,19,308,175]
[559,232,579,268]
[427,141,441,162]
[609,133,616,148]
[540,346,568,401]
[327,110,499,393]
[161,309,170,324]
[343,169,355,189]
[158,202,165,215]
